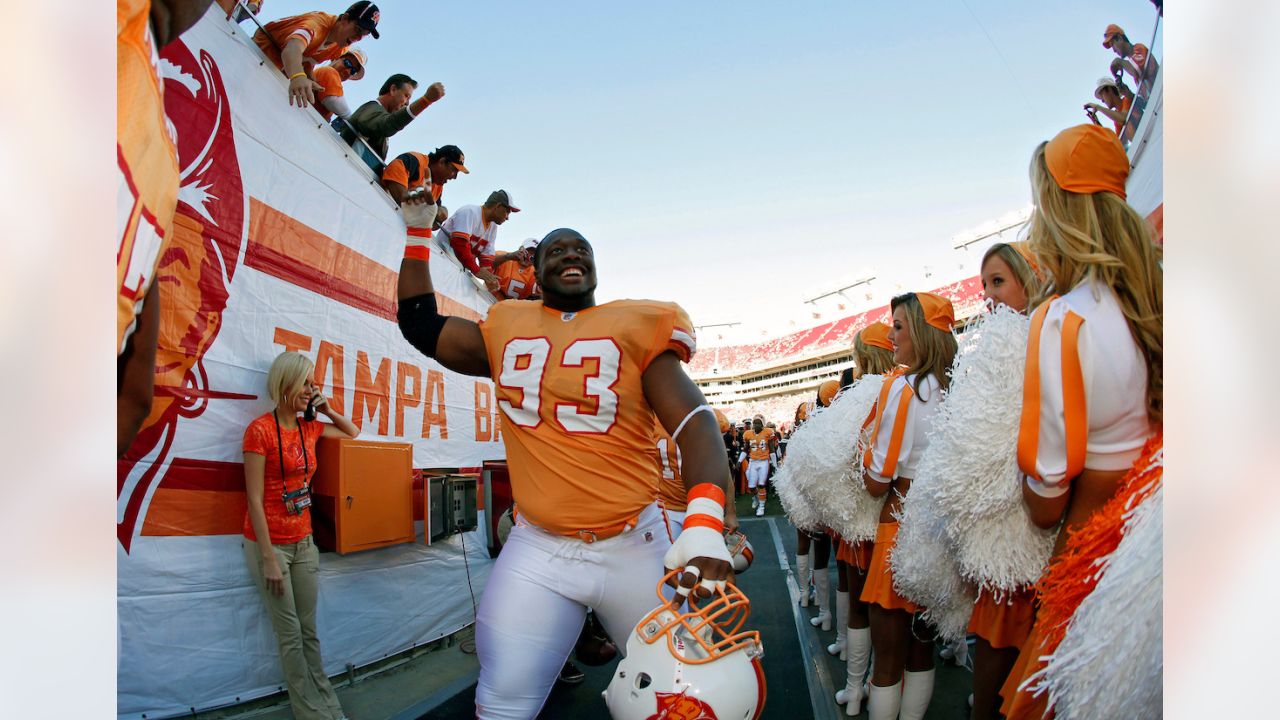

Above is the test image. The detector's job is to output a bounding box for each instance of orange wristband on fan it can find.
[404,246,431,261]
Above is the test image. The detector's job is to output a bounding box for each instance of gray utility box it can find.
[426,474,478,542]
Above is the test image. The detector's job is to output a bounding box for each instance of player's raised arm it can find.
[643,351,735,597]
[396,201,491,377]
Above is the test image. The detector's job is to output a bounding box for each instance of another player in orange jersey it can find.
[738,416,777,516]
[395,225,736,719]
[117,0,214,458]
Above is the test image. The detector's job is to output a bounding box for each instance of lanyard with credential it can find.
[272,410,311,496]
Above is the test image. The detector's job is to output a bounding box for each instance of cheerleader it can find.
[792,399,820,608]
[967,241,1044,720]
[1000,124,1162,719]
[861,293,958,720]
[806,380,840,630]
[833,323,897,715]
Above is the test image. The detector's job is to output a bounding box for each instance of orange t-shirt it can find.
[382,151,433,192]
[254,12,347,69]
[478,299,697,533]
[743,428,775,461]
[311,65,344,120]
[494,255,538,299]
[653,415,686,512]
[117,0,180,354]
[242,413,325,544]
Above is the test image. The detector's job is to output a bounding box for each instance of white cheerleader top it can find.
[864,372,943,482]
[1018,278,1154,498]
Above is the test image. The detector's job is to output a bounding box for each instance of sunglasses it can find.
[341,57,360,74]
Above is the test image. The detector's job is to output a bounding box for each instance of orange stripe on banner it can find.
[1146,203,1163,246]
[246,198,481,323]
[142,488,247,536]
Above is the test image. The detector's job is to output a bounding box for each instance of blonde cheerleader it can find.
[1000,124,1162,720]
[860,293,958,720]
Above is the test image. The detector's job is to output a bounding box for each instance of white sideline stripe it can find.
[766,517,841,720]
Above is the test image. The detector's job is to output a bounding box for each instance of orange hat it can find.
[1009,240,1045,282]
[796,401,809,422]
[859,322,894,352]
[1102,23,1125,48]
[714,408,730,433]
[1044,124,1129,199]
[915,292,955,332]
[818,380,840,407]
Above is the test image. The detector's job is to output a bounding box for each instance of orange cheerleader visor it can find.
[915,292,955,332]
[1044,124,1129,199]
[859,322,894,352]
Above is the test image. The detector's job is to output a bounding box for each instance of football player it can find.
[395,223,736,718]
[738,416,777,516]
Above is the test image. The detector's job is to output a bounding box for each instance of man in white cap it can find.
[312,46,367,120]
[439,190,520,293]
[1084,76,1134,136]
[491,237,542,300]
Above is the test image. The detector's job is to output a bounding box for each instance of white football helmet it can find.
[604,570,766,720]
[725,530,754,574]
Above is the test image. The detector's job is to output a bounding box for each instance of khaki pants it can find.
[243,535,344,720]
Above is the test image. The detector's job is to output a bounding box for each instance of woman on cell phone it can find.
[242,351,358,720]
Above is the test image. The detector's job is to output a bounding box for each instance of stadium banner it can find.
[117,9,499,717]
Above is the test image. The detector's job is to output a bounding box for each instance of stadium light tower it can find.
[952,209,1031,251]
[805,276,875,305]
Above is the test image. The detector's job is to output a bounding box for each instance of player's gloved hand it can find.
[664,483,734,602]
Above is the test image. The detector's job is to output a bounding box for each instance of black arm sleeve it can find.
[397,293,449,358]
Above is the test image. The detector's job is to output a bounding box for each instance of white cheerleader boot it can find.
[866,680,901,720]
[899,668,935,720]
[834,626,871,715]
[809,568,832,630]
[826,590,849,658]
[796,551,812,607]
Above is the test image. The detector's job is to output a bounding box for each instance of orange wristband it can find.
[687,482,725,506]
[682,514,724,533]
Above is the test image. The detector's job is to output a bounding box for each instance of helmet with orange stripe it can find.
[604,570,766,720]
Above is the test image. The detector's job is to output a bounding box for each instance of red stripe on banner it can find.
[141,458,247,536]
[245,198,482,322]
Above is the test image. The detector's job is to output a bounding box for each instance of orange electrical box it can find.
[311,438,415,554]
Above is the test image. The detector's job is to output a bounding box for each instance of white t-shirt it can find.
[440,204,498,270]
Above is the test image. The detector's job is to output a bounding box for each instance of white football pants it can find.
[475,502,671,719]
[747,459,770,489]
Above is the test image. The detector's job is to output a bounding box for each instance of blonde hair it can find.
[1028,142,1163,422]
[982,242,1042,311]
[853,333,896,377]
[891,293,957,396]
[266,351,315,407]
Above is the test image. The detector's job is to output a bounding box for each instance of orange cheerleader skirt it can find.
[836,538,873,571]
[858,522,918,613]
[968,586,1037,650]
[999,621,1053,720]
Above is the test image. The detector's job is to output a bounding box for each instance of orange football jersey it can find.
[494,256,538,300]
[652,414,686,512]
[743,428,775,461]
[117,0,180,354]
[253,12,348,70]
[479,300,696,533]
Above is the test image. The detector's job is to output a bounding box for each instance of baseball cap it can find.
[433,145,469,174]
[818,380,839,407]
[914,292,955,332]
[346,1,381,40]
[1093,76,1118,101]
[1102,23,1124,49]
[1044,124,1129,199]
[519,237,540,252]
[486,190,521,212]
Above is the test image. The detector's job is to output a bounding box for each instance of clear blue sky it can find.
[258,0,1161,335]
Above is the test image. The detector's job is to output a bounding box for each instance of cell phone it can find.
[304,396,318,422]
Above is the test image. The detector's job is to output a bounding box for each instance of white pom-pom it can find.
[891,474,975,643]
[925,306,1057,592]
[773,375,885,536]
[1033,476,1163,719]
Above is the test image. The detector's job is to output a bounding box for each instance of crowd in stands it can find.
[1085,18,1161,144]
[239,1,540,300]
